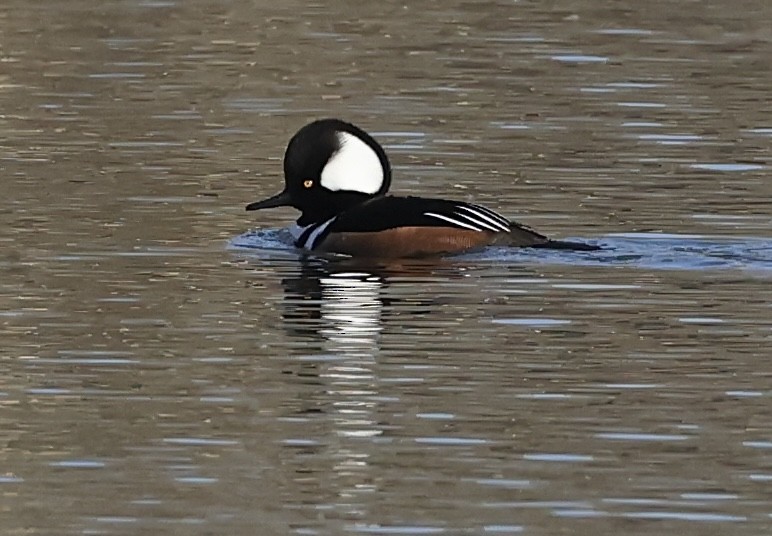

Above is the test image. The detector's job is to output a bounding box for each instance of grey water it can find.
[2,0,772,535]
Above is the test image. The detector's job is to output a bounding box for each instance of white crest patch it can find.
[320,131,383,194]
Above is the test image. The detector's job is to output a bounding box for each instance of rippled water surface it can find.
[2,0,771,534]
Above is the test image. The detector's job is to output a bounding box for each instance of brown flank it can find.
[316,226,547,258]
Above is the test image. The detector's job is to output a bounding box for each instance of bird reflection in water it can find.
[279,257,384,348]
[278,258,387,515]
[278,256,443,342]
[255,256,446,515]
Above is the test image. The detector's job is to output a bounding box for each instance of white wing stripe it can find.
[468,203,511,227]
[424,212,481,231]
[452,210,501,232]
[456,205,510,232]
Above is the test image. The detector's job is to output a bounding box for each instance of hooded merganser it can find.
[246,119,599,257]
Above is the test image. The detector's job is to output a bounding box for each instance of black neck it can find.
[297,191,375,226]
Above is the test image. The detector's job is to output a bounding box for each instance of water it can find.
[232,228,772,272]
[2,0,772,534]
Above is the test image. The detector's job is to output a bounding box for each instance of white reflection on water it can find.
[315,270,387,509]
[320,272,383,346]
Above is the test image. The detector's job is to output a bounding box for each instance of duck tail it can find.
[530,239,602,251]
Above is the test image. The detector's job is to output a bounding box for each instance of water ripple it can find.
[230,230,772,273]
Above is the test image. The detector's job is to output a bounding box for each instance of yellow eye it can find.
[303,179,313,189]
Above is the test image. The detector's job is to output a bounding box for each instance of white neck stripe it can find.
[303,218,336,249]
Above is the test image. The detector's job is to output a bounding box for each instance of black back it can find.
[327,195,542,236]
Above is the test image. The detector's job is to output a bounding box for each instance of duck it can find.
[246,119,598,257]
